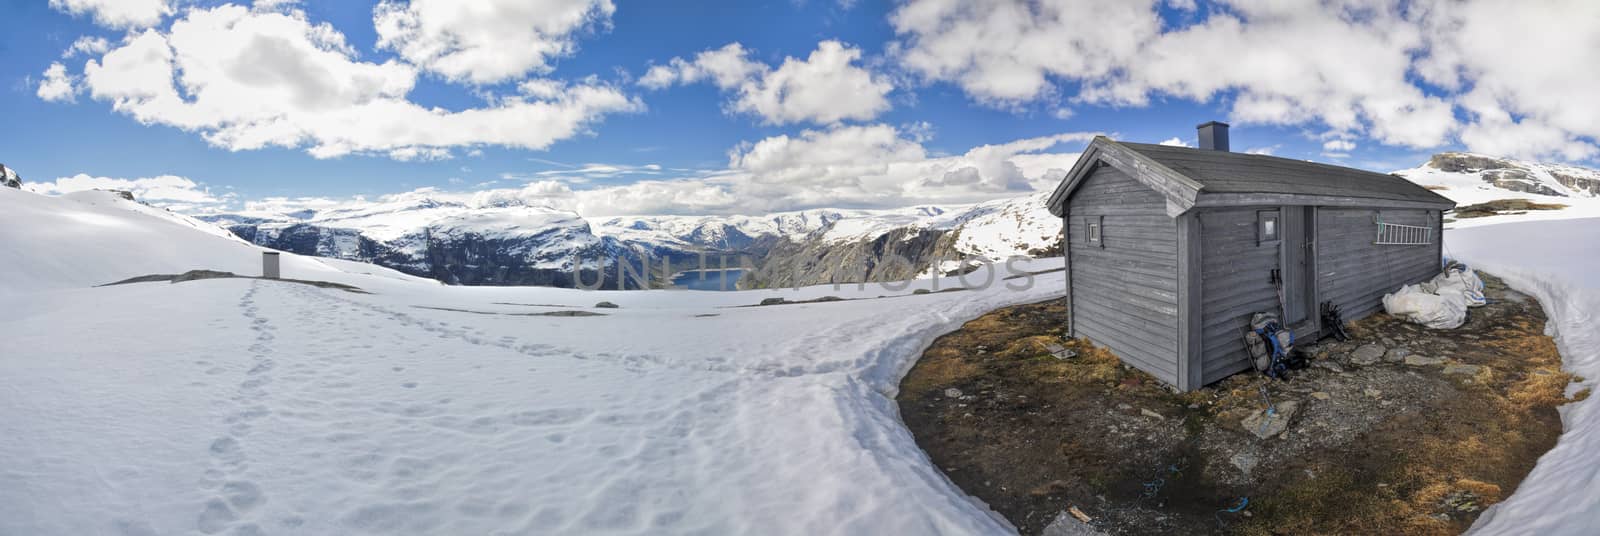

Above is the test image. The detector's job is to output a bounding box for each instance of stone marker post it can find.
[263,251,281,279]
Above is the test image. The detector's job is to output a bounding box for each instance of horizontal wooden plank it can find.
[1075,317,1179,371]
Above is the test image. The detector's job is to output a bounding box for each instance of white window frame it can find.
[1257,210,1281,246]
[1086,215,1104,248]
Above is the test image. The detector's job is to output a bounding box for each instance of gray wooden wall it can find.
[1195,206,1442,385]
[1195,207,1280,384]
[1066,167,1180,385]
[1315,207,1441,322]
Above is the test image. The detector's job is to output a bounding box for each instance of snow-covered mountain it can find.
[206,192,1066,289]
[1402,152,1600,198]
[1393,152,1600,227]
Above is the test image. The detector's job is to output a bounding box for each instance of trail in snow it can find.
[3,264,1057,535]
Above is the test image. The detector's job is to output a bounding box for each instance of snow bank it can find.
[1,186,1071,534]
[1451,219,1600,535]
[0,187,414,297]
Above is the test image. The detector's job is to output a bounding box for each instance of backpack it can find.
[1245,312,1297,379]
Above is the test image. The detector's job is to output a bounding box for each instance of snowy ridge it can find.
[0,187,425,298]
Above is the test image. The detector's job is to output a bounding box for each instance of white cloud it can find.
[71,5,640,160]
[1322,139,1356,152]
[888,0,1600,161]
[253,0,301,11]
[25,174,229,211]
[1416,0,1600,160]
[1244,145,1279,155]
[374,0,615,84]
[36,63,78,103]
[49,0,170,29]
[890,0,1156,104]
[537,125,1095,215]
[1158,137,1189,147]
[642,40,893,125]
[62,36,111,58]
[227,126,1098,217]
[639,43,762,89]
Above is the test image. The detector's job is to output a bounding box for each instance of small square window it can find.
[1085,215,1104,247]
[1258,210,1280,245]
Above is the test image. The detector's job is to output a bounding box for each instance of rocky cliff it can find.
[1,164,20,189]
[1421,152,1600,197]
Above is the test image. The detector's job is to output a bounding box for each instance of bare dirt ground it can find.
[898,273,1584,535]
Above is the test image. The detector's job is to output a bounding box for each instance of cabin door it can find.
[1280,206,1314,327]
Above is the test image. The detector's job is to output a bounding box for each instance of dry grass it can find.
[1454,198,1569,218]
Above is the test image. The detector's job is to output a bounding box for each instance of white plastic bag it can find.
[1427,266,1487,308]
[1383,283,1468,329]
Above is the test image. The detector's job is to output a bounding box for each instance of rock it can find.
[1365,388,1383,398]
[1313,360,1345,373]
[1351,344,1386,366]
[944,388,963,399]
[1116,403,1132,411]
[1042,509,1106,536]
[1240,401,1299,440]
[1140,408,1165,420]
[758,297,788,306]
[593,301,620,309]
[1384,347,1411,363]
[912,288,932,295]
[0,163,20,189]
[1311,392,1331,400]
[1444,364,1483,376]
[1230,452,1260,476]
[1405,354,1445,366]
[101,189,135,201]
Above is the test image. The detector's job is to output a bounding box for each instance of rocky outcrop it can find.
[739,227,963,289]
[1427,152,1600,197]
[1,164,20,189]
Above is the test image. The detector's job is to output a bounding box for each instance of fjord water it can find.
[671,269,745,290]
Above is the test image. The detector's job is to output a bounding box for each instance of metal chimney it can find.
[262,251,281,279]
[1197,121,1230,151]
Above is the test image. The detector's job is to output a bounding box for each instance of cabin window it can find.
[1084,215,1105,248]
[1087,220,1102,246]
[1258,210,1280,245]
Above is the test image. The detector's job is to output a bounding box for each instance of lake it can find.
[671,269,745,291]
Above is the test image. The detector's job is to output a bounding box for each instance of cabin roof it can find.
[1047,137,1456,217]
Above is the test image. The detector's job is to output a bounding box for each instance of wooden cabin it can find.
[1046,122,1456,390]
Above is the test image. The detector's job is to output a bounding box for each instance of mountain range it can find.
[29,151,1597,290]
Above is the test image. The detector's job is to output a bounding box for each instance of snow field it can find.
[1451,219,1600,536]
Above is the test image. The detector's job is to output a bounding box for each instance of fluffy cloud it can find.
[62,36,111,58]
[890,0,1155,104]
[233,125,1093,218]
[1416,0,1600,161]
[513,125,1092,215]
[49,0,170,29]
[889,0,1600,161]
[1322,139,1356,152]
[36,63,78,103]
[25,174,230,212]
[68,5,639,159]
[374,0,615,84]
[642,40,894,125]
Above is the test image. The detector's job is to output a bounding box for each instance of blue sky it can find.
[5,1,1596,215]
